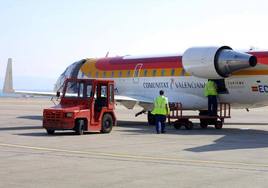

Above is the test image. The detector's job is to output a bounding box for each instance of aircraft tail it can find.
[3,58,14,93]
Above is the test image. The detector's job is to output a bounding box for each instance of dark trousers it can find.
[155,114,166,133]
[208,95,218,116]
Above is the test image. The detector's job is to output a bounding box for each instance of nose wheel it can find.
[173,119,193,130]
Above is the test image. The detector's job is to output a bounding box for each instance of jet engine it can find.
[182,46,257,79]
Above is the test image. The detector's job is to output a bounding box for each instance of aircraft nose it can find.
[54,59,86,92]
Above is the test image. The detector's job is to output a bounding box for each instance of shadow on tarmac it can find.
[5,119,268,152]
[17,115,43,120]
[0,125,42,131]
[117,121,268,152]
[16,131,99,137]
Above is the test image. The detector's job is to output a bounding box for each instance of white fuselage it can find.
[110,75,268,110]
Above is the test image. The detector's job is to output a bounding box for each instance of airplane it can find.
[3,45,268,126]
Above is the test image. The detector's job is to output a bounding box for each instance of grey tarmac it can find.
[1,98,268,188]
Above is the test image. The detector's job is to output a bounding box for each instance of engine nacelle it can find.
[182,46,257,79]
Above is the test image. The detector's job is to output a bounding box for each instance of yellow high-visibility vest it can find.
[152,96,170,115]
[204,80,218,97]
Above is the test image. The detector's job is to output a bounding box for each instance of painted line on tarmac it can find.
[1,143,268,168]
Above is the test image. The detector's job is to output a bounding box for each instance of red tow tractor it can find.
[43,78,116,135]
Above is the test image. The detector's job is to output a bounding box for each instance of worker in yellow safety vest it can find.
[204,79,218,116]
[152,90,170,134]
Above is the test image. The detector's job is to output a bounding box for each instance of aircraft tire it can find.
[147,111,155,125]
[185,120,193,130]
[101,114,113,133]
[46,129,55,135]
[200,120,208,129]
[173,120,182,129]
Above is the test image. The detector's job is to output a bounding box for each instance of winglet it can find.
[3,58,14,93]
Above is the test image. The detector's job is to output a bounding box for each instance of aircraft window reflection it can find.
[153,70,157,76]
[161,70,165,76]
[171,69,175,76]
[127,70,130,77]
[143,70,147,77]
[134,69,139,77]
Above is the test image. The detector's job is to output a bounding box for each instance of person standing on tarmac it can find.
[151,90,170,134]
[204,79,218,116]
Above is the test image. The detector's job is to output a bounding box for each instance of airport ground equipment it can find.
[43,78,116,135]
[168,103,231,130]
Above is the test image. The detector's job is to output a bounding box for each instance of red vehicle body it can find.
[43,78,116,135]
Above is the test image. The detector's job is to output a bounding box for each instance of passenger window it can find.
[161,69,165,76]
[153,70,157,76]
[95,72,99,78]
[171,69,175,76]
[119,71,122,77]
[87,72,92,77]
[134,69,139,77]
[127,70,130,77]
[111,72,114,78]
[103,72,106,78]
[143,70,147,77]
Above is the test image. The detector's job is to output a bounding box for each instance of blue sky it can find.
[0,0,268,90]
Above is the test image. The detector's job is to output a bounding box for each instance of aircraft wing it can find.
[2,59,56,97]
[115,95,153,110]
[10,90,56,97]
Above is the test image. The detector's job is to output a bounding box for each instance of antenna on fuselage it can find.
[105,51,109,57]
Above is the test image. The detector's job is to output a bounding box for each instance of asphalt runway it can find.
[1,98,268,188]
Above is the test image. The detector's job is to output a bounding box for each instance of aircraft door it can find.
[133,63,143,83]
[213,79,229,94]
